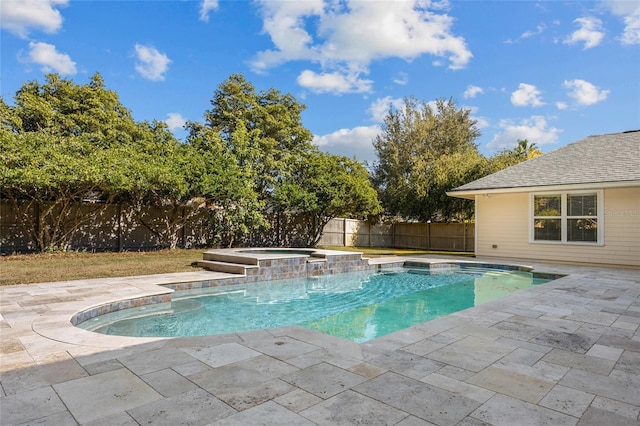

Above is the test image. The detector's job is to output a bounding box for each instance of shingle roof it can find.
[450,130,640,193]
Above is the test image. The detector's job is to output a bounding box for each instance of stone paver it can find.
[282,362,368,399]
[470,394,578,426]
[467,365,556,404]
[127,388,236,425]
[210,400,315,425]
[53,368,163,424]
[355,371,482,425]
[300,390,408,425]
[0,386,67,425]
[538,385,595,417]
[1,257,639,425]
[140,368,201,397]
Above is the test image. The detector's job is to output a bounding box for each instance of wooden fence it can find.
[0,201,215,253]
[318,218,474,252]
[1,201,474,253]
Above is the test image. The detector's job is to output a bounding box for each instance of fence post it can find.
[181,207,186,249]
[463,223,467,252]
[117,204,123,252]
[392,222,396,248]
[34,202,40,250]
[343,218,347,247]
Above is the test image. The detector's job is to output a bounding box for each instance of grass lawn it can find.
[1,247,473,286]
[0,249,204,286]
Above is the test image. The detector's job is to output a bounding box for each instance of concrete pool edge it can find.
[33,254,562,349]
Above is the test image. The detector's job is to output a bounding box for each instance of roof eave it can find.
[447,180,640,199]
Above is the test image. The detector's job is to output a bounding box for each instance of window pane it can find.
[534,219,561,241]
[568,219,598,242]
[568,194,597,217]
[534,195,561,216]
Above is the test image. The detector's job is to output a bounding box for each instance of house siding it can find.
[476,187,640,267]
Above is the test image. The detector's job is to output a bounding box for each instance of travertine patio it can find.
[1,256,639,425]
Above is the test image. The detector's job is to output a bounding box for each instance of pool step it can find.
[198,260,258,275]
[202,251,260,265]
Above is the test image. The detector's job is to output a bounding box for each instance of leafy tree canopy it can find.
[371,97,481,221]
[204,74,314,197]
[10,73,141,147]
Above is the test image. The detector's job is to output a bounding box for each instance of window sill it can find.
[529,240,604,247]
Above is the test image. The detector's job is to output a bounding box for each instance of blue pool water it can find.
[78,266,553,342]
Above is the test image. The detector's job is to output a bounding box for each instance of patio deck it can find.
[1,257,639,425]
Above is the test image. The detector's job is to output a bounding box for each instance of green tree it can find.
[273,152,382,246]
[371,97,481,221]
[185,121,264,247]
[1,74,210,250]
[486,139,543,174]
[203,74,382,246]
[0,130,112,251]
[11,73,141,146]
[513,139,542,160]
[114,121,196,249]
[0,73,144,251]
[0,97,22,130]
[204,74,314,199]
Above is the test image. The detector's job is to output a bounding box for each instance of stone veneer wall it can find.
[247,253,375,281]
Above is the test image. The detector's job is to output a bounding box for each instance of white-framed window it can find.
[530,190,603,245]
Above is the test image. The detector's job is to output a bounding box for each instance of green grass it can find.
[0,246,473,286]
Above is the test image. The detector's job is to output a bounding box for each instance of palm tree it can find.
[514,139,542,160]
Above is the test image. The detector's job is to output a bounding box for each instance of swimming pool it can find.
[78,265,555,342]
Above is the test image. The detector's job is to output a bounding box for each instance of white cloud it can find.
[368,96,404,122]
[313,125,381,163]
[24,41,76,75]
[563,79,610,106]
[463,85,484,99]
[521,23,547,39]
[252,0,471,94]
[297,69,373,94]
[601,0,640,45]
[511,83,545,107]
[134,44,171,81]
[165,113,187,131]
[473,116,490,130]
[199,0,219,22]
[556,101,568,110]
[487,116,562,151]
[564,17,605,49]
[393,72,409,85]
[0,0,67,38]
[463,106,489,129]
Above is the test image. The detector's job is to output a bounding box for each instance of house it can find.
[447,130,640,267]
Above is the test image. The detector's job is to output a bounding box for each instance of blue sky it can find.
[2,0,639,164]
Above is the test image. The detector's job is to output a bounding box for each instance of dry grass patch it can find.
[0,249,205,286]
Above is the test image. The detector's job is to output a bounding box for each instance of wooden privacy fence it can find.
[1,200,474,253]
[318,218,474,252]
[0,201,215,253]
